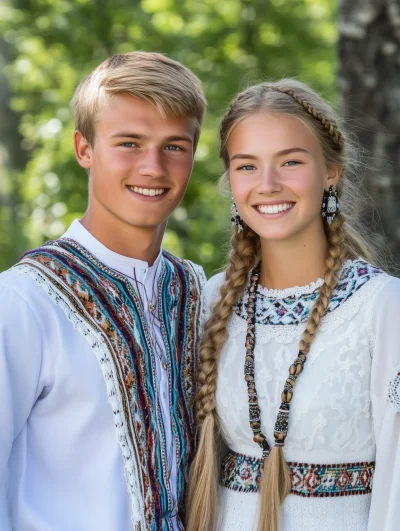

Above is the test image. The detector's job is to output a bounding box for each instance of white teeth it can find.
[257,203,293,214]
[128,186,165,196]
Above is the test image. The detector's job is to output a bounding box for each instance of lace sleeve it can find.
[368,276,400,530]
[388,366,400,412]
[369,276,400,417]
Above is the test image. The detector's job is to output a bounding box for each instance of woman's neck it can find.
[259,224,328,290]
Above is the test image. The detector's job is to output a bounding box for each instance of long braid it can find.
[187,225,260,531]
[300,214,347,354]
[197,226,260,421]
[258,214,347,531]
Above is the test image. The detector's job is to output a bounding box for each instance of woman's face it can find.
[227,112,340,245]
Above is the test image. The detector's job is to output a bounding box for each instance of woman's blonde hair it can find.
[71,51,207,149]
[187,79,380,531]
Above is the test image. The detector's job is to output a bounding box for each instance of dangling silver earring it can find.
[322,185,339,225]
[231,197,244,232]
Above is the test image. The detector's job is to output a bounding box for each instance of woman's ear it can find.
[325,164,342,191]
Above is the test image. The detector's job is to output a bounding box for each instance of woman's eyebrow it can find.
[230,147,309,161]
[276,147,309,156]
[230,153,258,161]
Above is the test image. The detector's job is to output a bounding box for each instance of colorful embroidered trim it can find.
[234,260,383,326]
[17,239,204,531]
[220,450,374,497]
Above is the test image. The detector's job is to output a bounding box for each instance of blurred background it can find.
[1,0,399,277]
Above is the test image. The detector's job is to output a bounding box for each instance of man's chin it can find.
[122,217,168,231]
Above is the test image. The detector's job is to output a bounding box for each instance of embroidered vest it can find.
[16,238,204,531]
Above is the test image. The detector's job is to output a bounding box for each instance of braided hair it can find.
[187,79,378,531]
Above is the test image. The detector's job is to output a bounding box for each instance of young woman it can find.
[187,80,400,531]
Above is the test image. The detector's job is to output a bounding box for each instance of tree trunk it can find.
[338,0,400,265]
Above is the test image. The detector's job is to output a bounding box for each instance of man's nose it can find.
[138,147,166,179]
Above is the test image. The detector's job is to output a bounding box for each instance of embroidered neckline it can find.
[255,259,357,298]
[234,259,384,327]
[257,277,324,298]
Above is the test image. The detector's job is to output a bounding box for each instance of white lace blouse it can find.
[203,260,400,531]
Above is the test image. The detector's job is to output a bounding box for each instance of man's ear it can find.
[74,130,92,169]
[325,164,342,191]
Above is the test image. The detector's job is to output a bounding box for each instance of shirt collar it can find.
[61,219,163,277]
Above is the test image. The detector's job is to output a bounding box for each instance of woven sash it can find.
[221,450,374,497]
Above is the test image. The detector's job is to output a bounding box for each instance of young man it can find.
[0,52,207,531]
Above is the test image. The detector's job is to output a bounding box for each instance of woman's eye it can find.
[238,164,256,171]
[165,145,182,151]
[284,160,301,167]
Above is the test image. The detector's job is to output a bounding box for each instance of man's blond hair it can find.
[71,51,207,148]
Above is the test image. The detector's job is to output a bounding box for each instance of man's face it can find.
[75,93,197,233]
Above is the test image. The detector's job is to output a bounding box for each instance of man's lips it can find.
[125,185,170,203]
[126,185,168,197]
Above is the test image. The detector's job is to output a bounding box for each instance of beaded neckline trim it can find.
[234,259,383,327]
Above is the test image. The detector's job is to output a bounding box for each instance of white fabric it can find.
[203,265,400,531]
[0,220,183,531]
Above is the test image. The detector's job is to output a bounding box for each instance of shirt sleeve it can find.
[0,282,45,529]
[368,277,400,531]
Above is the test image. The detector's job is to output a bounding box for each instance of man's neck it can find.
[80,212,165,266]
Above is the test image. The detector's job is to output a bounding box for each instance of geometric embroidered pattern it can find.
[220,450,374,497]
[233,260,383,326]
[16,238,204,531]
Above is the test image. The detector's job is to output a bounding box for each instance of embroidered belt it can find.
[220,450,375,497]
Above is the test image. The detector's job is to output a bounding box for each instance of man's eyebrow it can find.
[111,132,147,139]
[165,135,193,144]
[110,133,193,143]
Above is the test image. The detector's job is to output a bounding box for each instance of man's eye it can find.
[121,142,136,148]
[165,145,182,151]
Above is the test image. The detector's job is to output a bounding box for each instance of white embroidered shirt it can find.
[0,220,200,530]
[203,260,400,531]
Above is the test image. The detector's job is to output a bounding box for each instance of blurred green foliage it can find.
[0,0,336,276]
